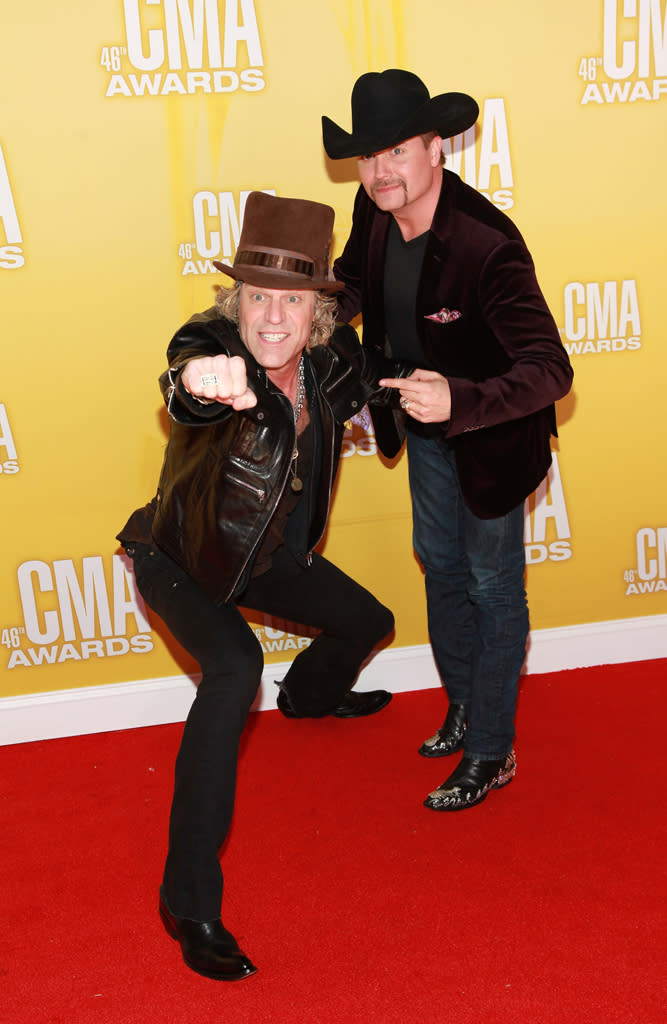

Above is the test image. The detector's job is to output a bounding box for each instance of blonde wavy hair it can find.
[215,282,336,349]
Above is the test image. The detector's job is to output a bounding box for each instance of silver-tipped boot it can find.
[424,750,516,811]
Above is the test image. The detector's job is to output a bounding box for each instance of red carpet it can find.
[2,660,666,1023]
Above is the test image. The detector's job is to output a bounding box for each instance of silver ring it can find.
[400,397,410,411]
[199,373,218,387]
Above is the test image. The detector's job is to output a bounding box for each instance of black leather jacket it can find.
[118,311,406,605]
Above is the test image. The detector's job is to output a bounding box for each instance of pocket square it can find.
[425,307,462,323]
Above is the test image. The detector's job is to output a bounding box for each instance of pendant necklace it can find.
[290,356,305,494]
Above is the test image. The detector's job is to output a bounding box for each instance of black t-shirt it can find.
[383,219,442,438]
[383,218,433,369]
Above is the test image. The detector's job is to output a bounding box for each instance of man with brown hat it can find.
[322,70,573,812]
[117,191,408,980]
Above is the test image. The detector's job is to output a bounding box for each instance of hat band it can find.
[235,249,314,278]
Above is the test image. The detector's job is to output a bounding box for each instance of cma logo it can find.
[625,527,667,594]
[7,556,153,669]
[583,0,667,102]
[561,280,641,355]
[443,98,514,211]
[0,403,19,474]
[182,188,275,273]
[524,453,572,564]
[253,624,312,655]
[0,142,24,270]
[120,0,262,71]
[603,0,667,79]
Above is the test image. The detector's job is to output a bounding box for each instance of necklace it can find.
[290,356,305,494]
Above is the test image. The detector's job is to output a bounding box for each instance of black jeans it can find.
[129,542,393,921]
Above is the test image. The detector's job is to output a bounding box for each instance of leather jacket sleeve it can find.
[158,317,257,427]
[323,322,413,412]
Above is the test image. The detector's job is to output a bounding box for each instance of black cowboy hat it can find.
[214,191,344,293]
[322,68,479,160]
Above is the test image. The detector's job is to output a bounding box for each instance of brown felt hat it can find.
[322,68,479,160]
[213,191,344,293]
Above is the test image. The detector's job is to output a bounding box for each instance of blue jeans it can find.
[406,431,528,760]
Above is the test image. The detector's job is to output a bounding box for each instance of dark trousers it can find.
[129,542,393,921]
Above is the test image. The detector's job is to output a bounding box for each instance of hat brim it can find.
[322,92,479,160]
[213,261,344,293]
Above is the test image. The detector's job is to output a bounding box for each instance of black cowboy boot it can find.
[424,750,516,811]
[418,703,468,757]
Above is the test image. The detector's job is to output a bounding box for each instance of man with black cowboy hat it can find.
[322,70,573,811]
[117,191,409,980]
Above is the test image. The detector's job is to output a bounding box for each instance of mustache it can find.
[370,177,407,199]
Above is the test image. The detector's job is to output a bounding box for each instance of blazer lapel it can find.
[366,207,392,346]
[417,172,453,324]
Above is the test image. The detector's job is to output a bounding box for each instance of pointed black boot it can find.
[424,750,516,811]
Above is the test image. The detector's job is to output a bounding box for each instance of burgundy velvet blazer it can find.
[333,169,573,518]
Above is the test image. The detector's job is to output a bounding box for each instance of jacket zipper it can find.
[225,473,266,504]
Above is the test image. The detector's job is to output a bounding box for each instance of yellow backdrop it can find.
[1,0,665,700]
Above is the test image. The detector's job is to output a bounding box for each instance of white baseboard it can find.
[2,614,665,746]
